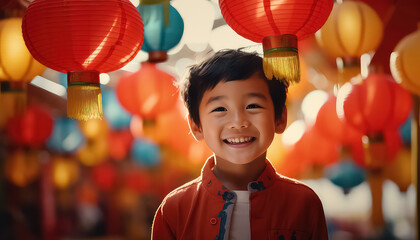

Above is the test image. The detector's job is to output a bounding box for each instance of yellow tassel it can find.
[67,85,103,121]
[263,50,300,86]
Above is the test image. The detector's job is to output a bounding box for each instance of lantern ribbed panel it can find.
[342,74,412,135]
[116,63,178,119]
[219,0,334,43]
[22,0,144,73]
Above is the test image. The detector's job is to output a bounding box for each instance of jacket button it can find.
[210,218,217,225]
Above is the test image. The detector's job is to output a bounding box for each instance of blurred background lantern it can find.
[339,73,411,169]
[108,129,133,161]
[22,0,144,120]
[123,167,153,193]
[4,149,40,187]
[340,74,412,135]
[116,63,178,142]
[295,126,339,168]
[78,138,108,167]
[79,119,109,140]
[102,88,132,130]
[219,0,333,84]
[316,1,383,85]
[6,104,53,147]
[131,138,161,168]
[390,25,420,95]
[138,0,184,62]
[325,160,366,194]
[91,162,117,191]
[384,147,412,192]
[0,17,45,122]
[47,117,85,154]
[315,95,364,146]
[52,156,80,189]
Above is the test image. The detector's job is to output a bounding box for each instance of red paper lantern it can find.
[295,126,339,166]
[219,0,333,84]
[22,0,144,120]
[315,95,364,145]
[108,129,133,161]
[91,162,116,191]
[116,62,178,138]
[6,105,53,147]
[341,73,412,135]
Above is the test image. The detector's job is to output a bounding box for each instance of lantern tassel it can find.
[263,50,300,85]
[67,71,103,121]
[262,34,300,85]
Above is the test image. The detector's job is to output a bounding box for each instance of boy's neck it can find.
[212,154,267,191]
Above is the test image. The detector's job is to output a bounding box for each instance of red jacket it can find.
[152,157,328,240]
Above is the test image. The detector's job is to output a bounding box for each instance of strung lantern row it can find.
[22,0,144,120]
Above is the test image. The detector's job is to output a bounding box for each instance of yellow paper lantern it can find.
[316,1,383,84]
[0,17,45,83]
[5,149,40,187]
[78,138,108,166]
[52,156,80,189]
[384,147,412,192]
[79,118,108,139]
[0,17,46,119]
[390,24,420,95]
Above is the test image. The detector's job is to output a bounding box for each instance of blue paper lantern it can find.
[138,3,184,61]
[102,88,132,130]
[47,117,84,153]
[399,112,412,145]
[131,138,161,167]
[325,160,366,194]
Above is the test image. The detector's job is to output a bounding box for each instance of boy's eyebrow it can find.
[247,92,268,100]
[206,95,226,106]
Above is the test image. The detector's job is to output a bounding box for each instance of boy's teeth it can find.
[227,137,252,143]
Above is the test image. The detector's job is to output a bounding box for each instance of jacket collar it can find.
[201,156,277,196]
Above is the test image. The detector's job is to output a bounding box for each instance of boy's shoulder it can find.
[273,172,322,202]
[160,175,203,207]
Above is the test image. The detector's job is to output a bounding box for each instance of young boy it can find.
[152,50,328,240]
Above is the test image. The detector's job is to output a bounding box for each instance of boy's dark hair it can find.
[180,49,288,127]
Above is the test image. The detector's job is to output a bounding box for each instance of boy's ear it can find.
[188,116,204,141]
[275,107,287,134]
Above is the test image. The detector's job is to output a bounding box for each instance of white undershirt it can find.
[229,190,251,240]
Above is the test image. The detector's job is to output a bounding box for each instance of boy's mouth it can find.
[223,137,255,145]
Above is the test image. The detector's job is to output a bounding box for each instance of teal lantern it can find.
[47,117,85,153]
[325,160,366,194]
[131,138,161,168]
[138,0,184,62]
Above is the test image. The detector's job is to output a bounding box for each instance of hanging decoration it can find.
[390,25,420,95]
[138,0,184,62]
[5,149,40,187]
[47,117,85,154]
[102,88,132,130]
[316,1,383,85]
[91,162,117,191]
[0,17,45,120]
[6,104,54,147]
[325,160,366,194]
[131,138,161,168]
[52,156,80,189]
[108,129,133,161]
[22,0,144,120]
[219,0,333,85]
[116,62,178,141]
[314,95,364,146]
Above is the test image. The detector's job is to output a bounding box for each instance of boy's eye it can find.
[246,104,263,109]
[211,107,227,112]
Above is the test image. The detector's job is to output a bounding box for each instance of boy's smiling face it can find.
[189,74,287,165]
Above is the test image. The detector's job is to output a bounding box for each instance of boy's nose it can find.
[228,112,250,129]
